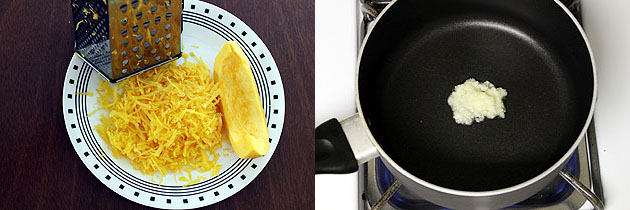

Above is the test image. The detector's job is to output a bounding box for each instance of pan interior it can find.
[358,0,593,191]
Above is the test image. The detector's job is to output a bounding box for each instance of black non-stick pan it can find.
[316,0,601,209]
[360,0,594,191]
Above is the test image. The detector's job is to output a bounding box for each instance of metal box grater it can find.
[71,0,183,83]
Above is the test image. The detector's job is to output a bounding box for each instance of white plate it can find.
[62,1,285,209]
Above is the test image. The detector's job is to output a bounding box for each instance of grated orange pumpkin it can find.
[95,53,224,177]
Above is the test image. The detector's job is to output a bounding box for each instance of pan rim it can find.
[354,0,598,197]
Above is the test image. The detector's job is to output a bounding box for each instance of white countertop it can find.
[315,0,630,209]
[582,0,630,209]
[314,0,359,209]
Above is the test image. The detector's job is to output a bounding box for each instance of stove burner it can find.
[375,154,579,209]
[360,137,595,210]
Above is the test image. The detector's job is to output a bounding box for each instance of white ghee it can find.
[447,78,507,125]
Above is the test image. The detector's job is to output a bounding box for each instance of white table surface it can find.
[582,0,630,209]
[314,0,359,209]
[315,0,630,209]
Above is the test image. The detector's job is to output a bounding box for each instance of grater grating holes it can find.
[105,0,182,78]
[122,69,128,73]
[121,29,128,37]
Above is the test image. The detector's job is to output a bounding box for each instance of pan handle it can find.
[316,114,379,174]
[559,168,605,210]
[315,118,358,174]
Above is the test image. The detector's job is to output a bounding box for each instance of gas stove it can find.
[359,130,601,210]
[355,0,604,209]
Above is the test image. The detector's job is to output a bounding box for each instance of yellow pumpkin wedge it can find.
[214,41,269,158]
